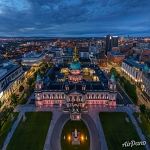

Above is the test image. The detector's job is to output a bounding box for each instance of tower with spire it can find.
[73,46,79,62]
[35,74,43,90]
[109,73,116,91]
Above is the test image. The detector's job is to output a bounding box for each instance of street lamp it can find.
[81,134,85,142]
[67,135,71,142]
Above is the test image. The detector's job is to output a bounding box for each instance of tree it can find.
[27,78,34,87]
[0,100,2,108]
[110,67,119,78]
[140,104,146,114]
[11,93,18,106]
[19,85,24,93]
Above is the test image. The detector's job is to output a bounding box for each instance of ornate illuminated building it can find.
[35,47,117,120]
[68,47,82,83]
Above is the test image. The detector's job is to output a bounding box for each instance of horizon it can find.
[0,0,150,37]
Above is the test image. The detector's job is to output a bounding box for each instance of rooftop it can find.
[23,51,44,59]
[41,64,109,91]
[0,61,20,81]
[123,59,146,71]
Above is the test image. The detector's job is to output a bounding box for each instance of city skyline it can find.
[0,0,150,37]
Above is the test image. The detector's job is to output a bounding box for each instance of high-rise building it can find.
[112,36,119,47]
[105,35,112,55]
[105,35,119,55]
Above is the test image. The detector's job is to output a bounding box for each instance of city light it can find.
[81,134,85,142]
[67,135,71,142]
[0,91,3,98]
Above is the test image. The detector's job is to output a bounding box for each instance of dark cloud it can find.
[0,0,149,36]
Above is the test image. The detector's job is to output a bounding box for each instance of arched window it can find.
[69,96,72,101]
[87,94,89,99]
[79,96,82,101]
[57,94,59,99]
[74,96,77,101]
[106,94,108,99]
[92,94,94,99]
[96,94,99,99]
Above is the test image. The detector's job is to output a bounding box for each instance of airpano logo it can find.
[122,140,146,148]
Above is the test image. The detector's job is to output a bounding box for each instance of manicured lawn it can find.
[134,113,150,143]
[100,112,145,150]
[61,120,90,150]
[0,113,18,149]
[7,112,52,150]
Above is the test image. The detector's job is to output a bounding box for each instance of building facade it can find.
[141,73,150,98]
[0,61,24,107]
[22,51,45,66]
[35,47,117,120]
[121,59,144,83]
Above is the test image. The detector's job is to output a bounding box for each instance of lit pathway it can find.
[50,114,70,150]
[44,110,68,150]
[87,110,108,150]
[2,112,24,150]
[82,114,101,150]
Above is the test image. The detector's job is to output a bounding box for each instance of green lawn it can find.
[7,112,52,150]
[134,113,150,143]
[100,112,145,150]
[0,113,18,149]
[61,120,90,150]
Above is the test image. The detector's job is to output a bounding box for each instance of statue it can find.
[74,129,78,138]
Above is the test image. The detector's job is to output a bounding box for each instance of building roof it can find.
[123,59,145,71]
[36,74,42,81]
[110,73,116,82]
[0,62,20,81]
[38,64,109,92]
[70,61,81,70]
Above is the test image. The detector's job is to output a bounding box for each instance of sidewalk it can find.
[44,110,62,150]
[2,112,24,150]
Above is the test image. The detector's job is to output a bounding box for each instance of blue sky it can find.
[0,0,150,37]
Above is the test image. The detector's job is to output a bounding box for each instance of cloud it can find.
[0,0,149,36]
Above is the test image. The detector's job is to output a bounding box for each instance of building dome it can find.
[143,64,149,73]
[110,73,115,82]
[70,61,81,70]
[36,74,42,81]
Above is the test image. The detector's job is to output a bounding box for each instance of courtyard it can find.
[61,120,90,150]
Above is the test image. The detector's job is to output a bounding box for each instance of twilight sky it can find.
[0,0,150,37]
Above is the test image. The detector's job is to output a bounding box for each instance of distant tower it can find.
[82,81,86,91]
[65,81,69,91]
[105,35,112,55]
[35,74,43,90]
[105,35,118,55]
[109,73,116,91]
[143,64,149,73]
[73,46,79,61]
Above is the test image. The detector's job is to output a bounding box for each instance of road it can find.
[116,82,133,105]
[50,114,70,150]
[82,114,101,150]
[50,113,101,150]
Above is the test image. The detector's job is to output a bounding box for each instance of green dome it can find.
[143,65,149,72]
[36,74,42,81]
[110,73,115,82]
[70,61,81,70]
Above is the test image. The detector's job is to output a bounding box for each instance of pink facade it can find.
[35,91,117,108]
